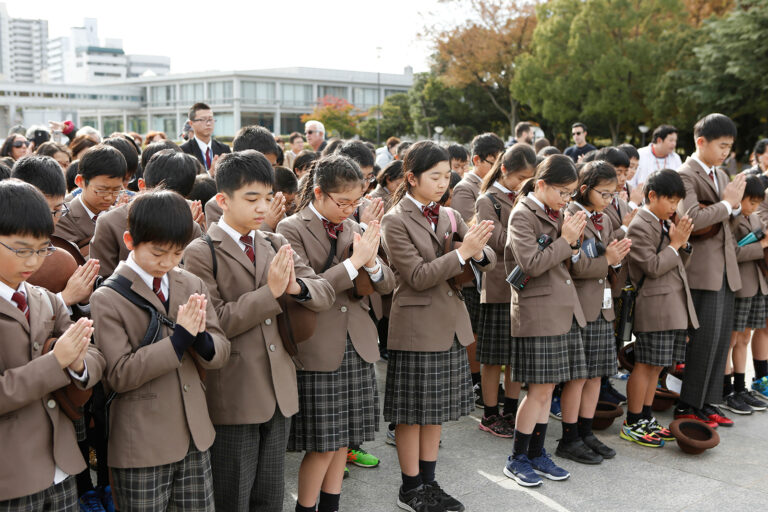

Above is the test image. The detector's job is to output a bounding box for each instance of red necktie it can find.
[544,206,559,222]
[240,234,255,263]
[421,203,440,226]
[660,219,667,232]
[152,277,166,303]
[92,212,99,223]
[205,147,212,170]
[708,170,715,182]
[11,291,29,322]
[507,191,517,202]
[322,219,343,240]
[591,212,603,231]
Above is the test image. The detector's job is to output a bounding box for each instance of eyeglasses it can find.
[51,203,70,219]
[90,187,124,198]
[572,131,584,136]
[0,239,56,259]
[305,130,318,136]
[192,118,215,124]
[593,190,619,201]
[556,187,578,200]
[364,174,376,183]
[481,157,497,166]
[12,140,31,148]
[325,192,363,210]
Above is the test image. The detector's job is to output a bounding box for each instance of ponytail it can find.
[480,143,536,193]
[296,159,319,212]
[514,178,536,207]
[514,154,578,207]
[296,154,363,212]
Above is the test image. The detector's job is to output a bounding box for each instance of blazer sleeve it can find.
[454,209,495,271]
[508,209,571,278]
[627,223,680,280]
[194,280,230,370]
[270,231,336,312]
[679,172,730,230]
[735,240,764,263]
[90,216,122,278]
[0,352,71,415]
[570,250,610,279]
[451,183,476,222]
[475,196,506,254]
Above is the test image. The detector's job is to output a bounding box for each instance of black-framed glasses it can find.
[481,157,497,166]
[556,187,578,200]
[593,190,619,201]
[305,130,316,136]
[90,187,124,198]
[12,140,31,148]
[52,203,70,219]
[325,192,362,210]
[192,117,215,124]
[0,239,56,259]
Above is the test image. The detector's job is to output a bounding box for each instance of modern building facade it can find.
[0,4,48,83]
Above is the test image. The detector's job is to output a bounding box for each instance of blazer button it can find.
[269,344,276,352]
[265,318,272,325]
[566,280,571,285]
[183,384,190,392]
[47,399,56,409]
[340,306,348,313]
[33,342,40,351]
[447,291,453,297]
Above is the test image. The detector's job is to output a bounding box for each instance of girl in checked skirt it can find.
[474,144,536,438]
[381,141,496,512]
[503,154,588,488]
[560,161,632,464]
[276,154,395,512]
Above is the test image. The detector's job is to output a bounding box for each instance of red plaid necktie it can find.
[205,147,212,170]
[591,212,604,231]
[612,197,619,213]
[152,277,166,303]
[322,219,343,240]
[240,235,255,263]
[421,203,440,226]
[11,291,29,322]
[544,206,559,222]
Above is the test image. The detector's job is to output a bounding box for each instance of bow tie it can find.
[544,205,559,222]
[322,219,343,240]
[421,203,440,225]
[507,191,517,202]
[591,212,603,231]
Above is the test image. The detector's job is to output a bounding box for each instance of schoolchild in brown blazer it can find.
[54,145,127,257]
[277,153,394,512]
[369,159,404,212]
[183,151,335,512]
[91,191,230,511]
[204,191,285,230]
[503,154,587,488]
[624,170,698,446]
[91,150,202,277]
[474,144,535,438]
[561,161,632,464]
[0,181,104,510]
[724,177,768,413]
[381,141,496,512]
[450,132,505,403]
[674,114,746,427]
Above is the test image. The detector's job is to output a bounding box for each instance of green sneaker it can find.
[343,466,349,479]
[347,447,380,468]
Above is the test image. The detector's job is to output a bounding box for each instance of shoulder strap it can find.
[445,207,458,234]
[101,274,175,347]
[203,233,217,279]
[485,192,502,221]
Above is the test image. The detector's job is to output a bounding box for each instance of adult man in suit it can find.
[180,103,231,174]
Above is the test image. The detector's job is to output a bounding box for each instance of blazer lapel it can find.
[208,224,256,276]
[166,269,185,321]
[0,293,29,332]
[336,220,355,262]
[690,159,719,200]
[402,199,440,243]
[493,188,515,210]
[301,208,333,259]
[25,284,50,342]
[253,232,273,284]
[116,263,168,313]
[524,196,558,229]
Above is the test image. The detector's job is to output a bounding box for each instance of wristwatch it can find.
[570,239,581,250]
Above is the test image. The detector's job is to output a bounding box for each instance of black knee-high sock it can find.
[734,372,746,392]
[754,359,768,379]
[723,373,733,397]
[527,423,548,458]
[484,404,499,418]
[577,416,593,438]
[318,491,340,512]
[401,472,422,493]
[561,421,579,443]
[642,405,652,420]
[471,372,481,387]
[419,460,436,484]
[504,397,519,418]
[512,430,532,457]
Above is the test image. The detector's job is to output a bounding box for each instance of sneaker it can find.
[674,406,719,429]
[100,487,115,512]
[397,484,442,512]
[474,383,484,409]
[347,447,380,468]
[501,412,517,431]
[344,466,350,479]
[424,481,465,512]
[530,449,570,480]
[386,424,397,446]
[582,433,616,459]
[701,404,735,427]
[79,490,106,512]
[738,389,768,411]
[752,376,768,398]
[646,417,675,442]
[619,419,663,447]
[721,393,754,415]
[479,414,515,438]
[600,380,627,405]
[498,384,505,404]
[549,396,562,421]
[556,438,603,464]
[749,388,768,404]
[503,454,543,487]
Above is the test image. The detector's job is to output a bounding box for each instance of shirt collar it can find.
[195,136,212,155]
[573,201,593,215]
[217,217,255,248]
[492,181,512,194]
[406,192,434,210]
[691,154,715,175]
[526,192,546,212]
[308,201,330,223]
[642,205,661,223]
[126,252,167,294]
[0,280,24,304]
[78,195,98,220]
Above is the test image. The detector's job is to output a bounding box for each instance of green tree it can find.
[301,96,362,139]
[359,93,413,141]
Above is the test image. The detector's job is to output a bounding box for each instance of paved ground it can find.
[282,359,768,511]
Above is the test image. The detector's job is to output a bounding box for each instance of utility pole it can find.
[376,46,382,146]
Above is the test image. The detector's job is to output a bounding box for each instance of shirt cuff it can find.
[732,204,742,216]
[667,245,679,256]
[571,252,581,263]
[193,332,215,361]
[68,360,88,382]
[620,225,629,233]
[364,258,384,282]
[343,258,359,280]
[56,292,74,316]
[628,201,638,210]
[456,251,465,266]
[720,200,733,216]
[611,263,622,269]
[359,222,369,232]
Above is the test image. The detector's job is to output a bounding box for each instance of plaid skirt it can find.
[288,337,379,453]
[582,317,618,379]
[634,330,688,367]
[463,286,482,332]
[477,302,512,364]
[0,476,77,511]
[734,294,768,331]
[384,337,473,425]
[508,320,588,384]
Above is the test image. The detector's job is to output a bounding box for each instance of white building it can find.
[0,3,48,83]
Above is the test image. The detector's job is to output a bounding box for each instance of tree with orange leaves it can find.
[301,96,363,139]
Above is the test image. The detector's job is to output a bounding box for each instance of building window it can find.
[214,112,235,137]
[179,83,204,105]
[151,115,177,137]
[318,85,348,101]
[385,89,408,98]
[150,85,175,107]
[241,81,276,104]
[80,117,97,129]
[352,87,379,110]
[281,114,305,136]
[241,113,274,133]
[128,116,147,135]
[102,117,124,135]
[208,81,233,103]
[281,84,313,107]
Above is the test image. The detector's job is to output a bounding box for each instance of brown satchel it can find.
[41,337,92,421]
[689,201,721,241]
[443,208,476,292]
[342,243,376,299]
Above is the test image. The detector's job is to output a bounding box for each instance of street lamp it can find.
[638,125,649,147]
[434,126,444,143]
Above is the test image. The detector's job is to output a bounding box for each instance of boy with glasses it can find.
[180,102,231,174]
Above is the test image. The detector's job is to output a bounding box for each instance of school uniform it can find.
[90,258,230,511]
[730,213,768,331]
[369,184,393,210]
[475,183,515,364]
[53,196,98,256]
[183,220,334,511]
[0,282,105,508]
[449,171,483,331]
[380,195,495,425]
[276,204,395,452]
[627,207,699,366]
[677,157,746,408]
[90,202,203,278]
[604,195,632,297]
[566,202,619,379]
[204,197,280,232]
[352,197,387,321]
[506,195,587,384]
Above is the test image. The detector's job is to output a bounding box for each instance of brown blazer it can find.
[507,197,586,337]
[276,208,395,370]
[677,158,741,292]
[381,199,495,352]
[54,197,96,254]
[369,184,393,211]
[730,214,768,298]
[756,194,768,229]
[182,223,334,424]
[90,263,229,468]
[90,202,203,278]
[451,172,482,222]
[0,284,104,501]
[627,208,699,332]
[475,186,514,303]
[604,198,632,298]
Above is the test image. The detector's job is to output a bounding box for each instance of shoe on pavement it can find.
[79,490,105,512]
[737,389,767,411]
[582,433,616,459]
[397,484,442,512]
[343,466,350,479]
[100,486,115,512]
[702,403,735,426]
[720,393,753,415]
[347,447,380,467]
[386,424,397,446]
[503,454,543,487]
[549,396,562,421]
[424,480,465,512]
[474,383,484,409]
[674,406,719,429]
[530,449,570,480]
[555,438,603,464]
[600,380,627,405]
[619,419,663,448]
[646,417,675,442]
[479,414,515,438]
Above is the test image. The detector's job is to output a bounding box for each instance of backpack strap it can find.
[203,233,218,279]
[445,207,458,234]
[485,192,503,221]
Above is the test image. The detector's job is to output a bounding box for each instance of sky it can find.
[5,0,471,76]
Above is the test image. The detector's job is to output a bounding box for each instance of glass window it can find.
[318,85,348,101]
[208,81,233,103]
[241,113,274,132]
[352,87,379,109]
[214,113,235,137]
[151,115,177,137]
[241,81,276,104]
[102,117,124,135]
[150,85,175,107]
[385,88,408,98]
[127,116,147,135]
[281,84,313,107]
[280,114,304,136]
[179,83,204,104]
[80,117,97,129]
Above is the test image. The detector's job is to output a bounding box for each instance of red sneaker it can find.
[674,407,719,429]
[702,405,734,427]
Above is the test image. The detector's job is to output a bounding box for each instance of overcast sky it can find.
[6,0,469,76]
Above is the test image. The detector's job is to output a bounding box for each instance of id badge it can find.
[602,287,613,310]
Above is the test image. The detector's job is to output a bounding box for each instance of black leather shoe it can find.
[555,438,603,464]
[582,433,616,459]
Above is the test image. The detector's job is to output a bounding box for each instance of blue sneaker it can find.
[530,449,570,481]
[752,376,768,398]
[503,454,542,487]
[79,490,105,512]
[101,486,115,512]
[549,396,562,421]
